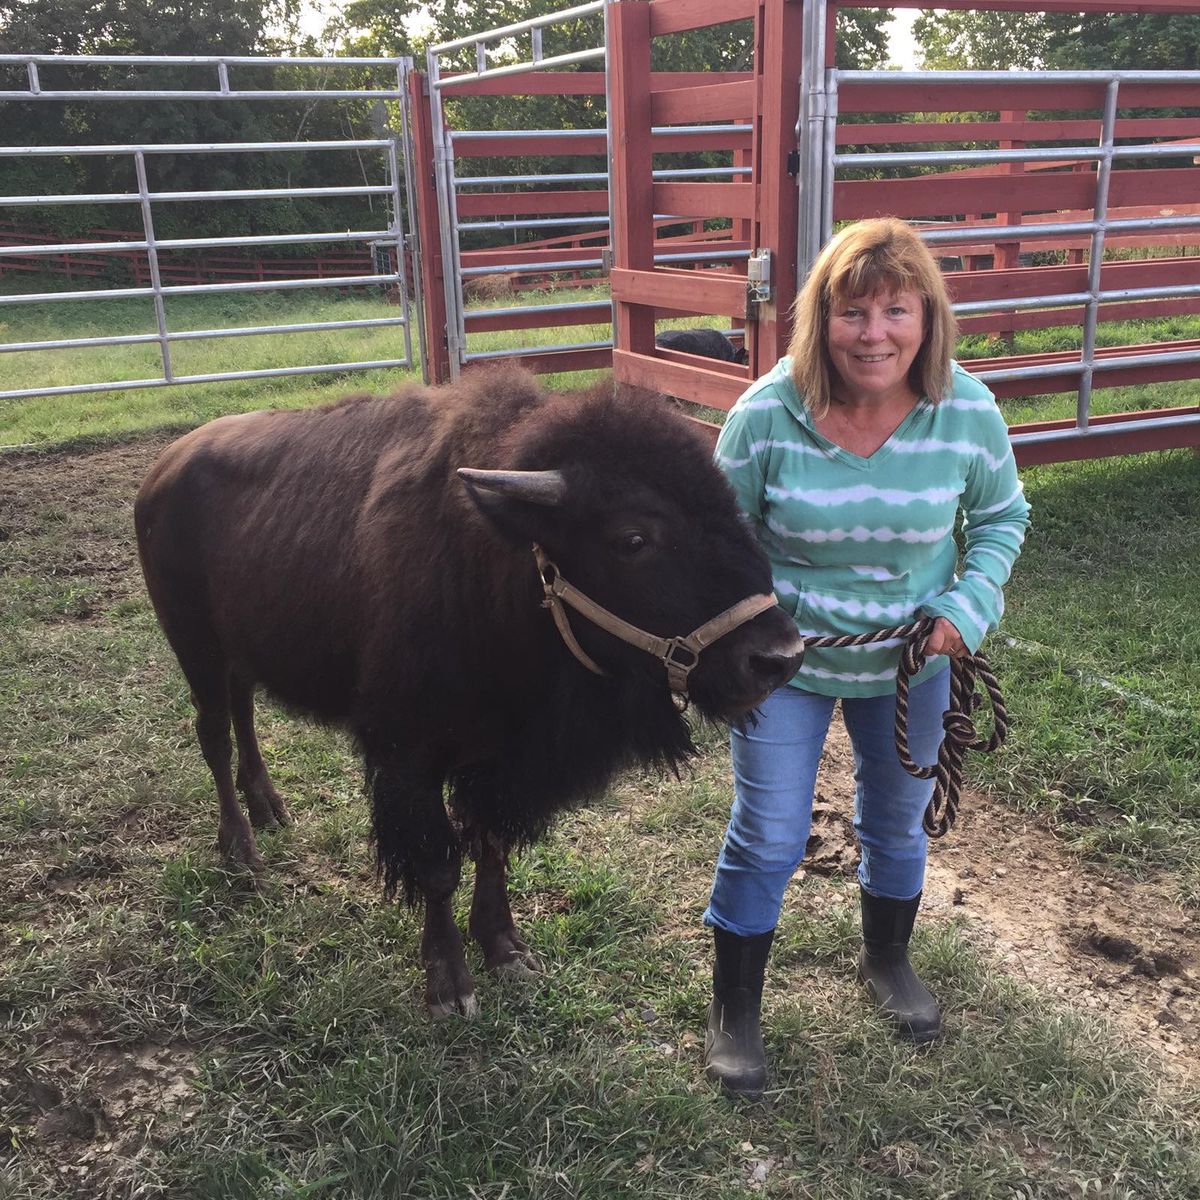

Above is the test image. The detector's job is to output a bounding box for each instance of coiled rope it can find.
[802,616,1009,838]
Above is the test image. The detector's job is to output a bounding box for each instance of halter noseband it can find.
[532,544,781,699]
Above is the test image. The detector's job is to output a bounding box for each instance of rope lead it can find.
[803,616,1009,839]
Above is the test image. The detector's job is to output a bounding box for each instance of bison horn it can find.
[457,468,566,507]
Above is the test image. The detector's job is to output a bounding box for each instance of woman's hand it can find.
[924,617,969,659]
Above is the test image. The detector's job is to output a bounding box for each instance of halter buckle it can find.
[661,639,700,673]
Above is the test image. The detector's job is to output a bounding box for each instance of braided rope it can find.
[802,616,1009,839]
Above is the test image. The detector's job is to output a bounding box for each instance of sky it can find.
[890,8,922,71]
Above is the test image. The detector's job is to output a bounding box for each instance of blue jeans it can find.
[704,668,951,937]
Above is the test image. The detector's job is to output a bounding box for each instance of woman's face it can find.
[825,287,926,406]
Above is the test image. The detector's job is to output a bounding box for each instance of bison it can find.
[134,367,803,1017]
[655,328,748,364]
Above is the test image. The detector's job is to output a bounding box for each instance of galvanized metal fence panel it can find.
[425,0,754,380]
[798,8,1200,460]
[0,54,423,402]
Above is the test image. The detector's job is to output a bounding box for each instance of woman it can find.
[703,218,1030,1099]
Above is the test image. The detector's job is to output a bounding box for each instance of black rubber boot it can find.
[857,887,942,1043]
[704,927,774,1100]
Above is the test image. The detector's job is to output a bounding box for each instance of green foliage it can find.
[0,0,388,239]
[914,9,1046,71]
[1042,12,1200,70]
[835,7,892,71]
[914,8,1200,71]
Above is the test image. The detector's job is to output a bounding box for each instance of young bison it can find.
[135,367,803,1016]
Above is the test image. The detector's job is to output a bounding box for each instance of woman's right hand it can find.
[923,617,969,659]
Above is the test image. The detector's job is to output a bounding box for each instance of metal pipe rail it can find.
[923,215,1200,245]
[435,49,606,89]
[0,56,421,404]
[0,184,395,207]
[456,213,731,231]
[804,59,1200,441]
[976,346,1200,386]
[454,166,750,186]
[837,68,1200,86]
[466,338,612,364]
[459,248,750,277]
[465,300,611,322]
[0,139,396,156]
[0,358,416,403]
[431,2,606,55]
[0,273,403,308]
[0,53,410,101]
[0,317,409,357]
[0,229,395,258]
[430,0,606,90]
[835,142,1200,170]
[452,124,745,142]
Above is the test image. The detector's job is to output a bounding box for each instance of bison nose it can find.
[749,647,804,692]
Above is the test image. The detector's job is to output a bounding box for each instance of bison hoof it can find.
[217,825,265,881]
[244,787,293,831]
[483,932,541,977]
[425,957,479,1020]
[495,956,540,982]
[428,990,480,1020]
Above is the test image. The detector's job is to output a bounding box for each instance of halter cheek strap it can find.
[532,544,780,697]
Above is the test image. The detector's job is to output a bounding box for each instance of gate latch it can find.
[747,249,772,309]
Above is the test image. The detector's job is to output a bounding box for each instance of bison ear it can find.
[457,467,567,541]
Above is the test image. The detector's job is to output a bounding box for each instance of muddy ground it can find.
[3,434,1198,1194]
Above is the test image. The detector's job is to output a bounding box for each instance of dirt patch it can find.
[813,720,1200,1083]
[0,438,164,621]
[16,1020,201,1195]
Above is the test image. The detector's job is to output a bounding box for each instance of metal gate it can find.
[0,53,423,404]
[424,2,611,382]
[422,0,759,382]
[798,0,1200,463]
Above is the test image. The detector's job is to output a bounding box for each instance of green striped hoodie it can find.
[715,357,1031,697]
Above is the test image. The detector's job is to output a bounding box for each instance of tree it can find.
[913,9,1047,71]
[912,7,1200,71]
[1042,13,1200,71]
[836,7,892,71]
[0,0,388,239]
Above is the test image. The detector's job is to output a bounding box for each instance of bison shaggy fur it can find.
[134,367,802,1016]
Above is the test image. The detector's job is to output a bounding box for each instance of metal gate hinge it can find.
[600,247,613,276]
[786,149,800,177]
[747,249,772,308]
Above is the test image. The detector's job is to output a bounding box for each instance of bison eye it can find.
[618,531,649,556]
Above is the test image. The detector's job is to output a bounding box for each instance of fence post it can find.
[754,0,806,373]
[608,0,656,357]
[409,67,451,384]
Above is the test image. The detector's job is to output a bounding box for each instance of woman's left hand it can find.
[924,617,970,659]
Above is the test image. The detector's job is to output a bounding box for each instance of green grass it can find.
[0,285,423,447]
[959,312,1200,427]
[2,591,1198,1198]
[970,445,1200,889]
[4,283,1200,1197]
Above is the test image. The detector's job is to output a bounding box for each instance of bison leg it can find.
[468,831,540,979]
[230,676,292,830]
[370,761,478,1019]
[193,689,264,879]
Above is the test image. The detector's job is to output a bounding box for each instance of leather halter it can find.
[532,544,780,699]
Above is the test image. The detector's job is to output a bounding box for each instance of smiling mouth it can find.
[855,353,893,363]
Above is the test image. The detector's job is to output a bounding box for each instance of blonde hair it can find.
[787,218,957,418]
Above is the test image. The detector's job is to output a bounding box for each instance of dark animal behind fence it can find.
[134,366,802,1018]
[655,327,748,364]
